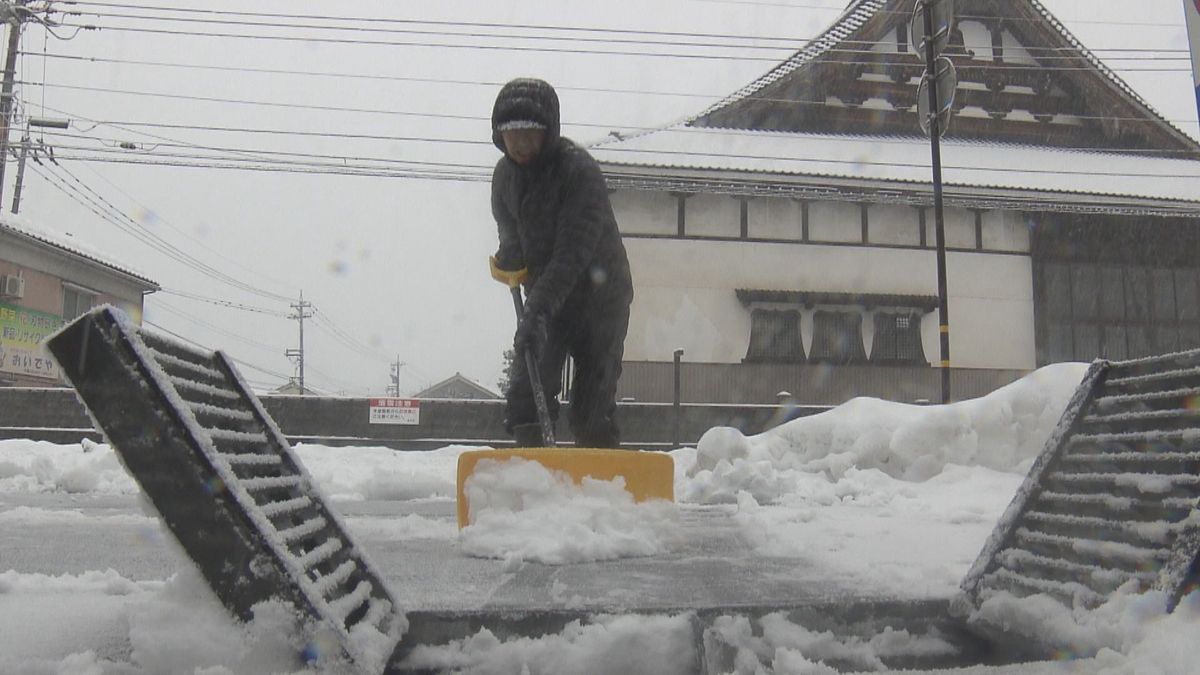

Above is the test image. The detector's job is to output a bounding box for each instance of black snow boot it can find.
[512,423,545,448]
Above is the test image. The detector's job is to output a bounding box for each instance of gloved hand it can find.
[514,310,548,357]
[490,255,528,288]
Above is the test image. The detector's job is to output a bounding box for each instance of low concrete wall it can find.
[0,387,828,450]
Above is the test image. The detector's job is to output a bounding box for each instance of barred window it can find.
[809,310,867,364]
[870,312,927,364]
[744,308,805,363]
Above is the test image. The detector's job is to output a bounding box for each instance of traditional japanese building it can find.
[0,215,158,387]
[591,0,1200,405]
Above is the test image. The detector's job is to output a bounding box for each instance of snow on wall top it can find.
[589,126,1200,207]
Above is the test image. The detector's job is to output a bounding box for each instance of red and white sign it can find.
[368,398,420,425]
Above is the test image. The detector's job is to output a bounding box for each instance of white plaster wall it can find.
[685,193,741,238]
[623,237,1035,370]
[748,197,803,241]
[959,20,993,60]
[610,190,676,236]
[924,206,977,249]
[809,201,861,243]
[869,204,921,246]
[982,210,1031,252]
[1002,30,1039,66]
[940,251,1036,369]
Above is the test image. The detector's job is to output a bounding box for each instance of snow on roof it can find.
[590,126,1200,207]
[0,213,158,288]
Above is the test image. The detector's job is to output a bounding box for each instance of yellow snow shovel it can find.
[454,259,674,528]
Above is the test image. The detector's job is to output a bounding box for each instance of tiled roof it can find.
[684,0,1196,149]
[592,0,1200,207]
[737,289,939,311]
[689,0,887,124]
[0,215,158,288]
[591,126,1200,209]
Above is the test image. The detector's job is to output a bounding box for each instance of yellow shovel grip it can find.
[489,255,529,288]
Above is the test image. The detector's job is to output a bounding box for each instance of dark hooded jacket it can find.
[491,79,633,323]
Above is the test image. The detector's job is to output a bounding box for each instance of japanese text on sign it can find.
[368,398,420,425]
[0,302,64,380]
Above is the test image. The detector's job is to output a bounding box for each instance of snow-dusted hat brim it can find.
[497,120,547,131]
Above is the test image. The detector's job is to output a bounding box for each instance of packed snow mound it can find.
[460,458,679,565]
[692,362,1089,483]
[0,438,138,495]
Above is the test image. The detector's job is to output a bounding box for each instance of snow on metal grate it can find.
[958,350,1200,634]
[45,306,407,674]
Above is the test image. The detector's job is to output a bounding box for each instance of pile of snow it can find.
[291,442,462,502]
[398,613,697,674]
[460,457,679,566]
[7,361,1200,673]
[0,438,138,495]
[682,362,1089,504]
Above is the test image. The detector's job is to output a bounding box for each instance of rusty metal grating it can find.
[46,306,405,673]
[960,351,1200,621]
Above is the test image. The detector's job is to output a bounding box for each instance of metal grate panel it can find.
[46,306,406,673]
[959,350,1200,637]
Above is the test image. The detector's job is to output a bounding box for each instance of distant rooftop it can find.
[0,214,158,289]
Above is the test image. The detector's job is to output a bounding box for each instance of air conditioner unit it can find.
[1,274,24,299]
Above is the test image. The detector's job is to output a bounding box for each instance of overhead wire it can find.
[18,77,1200,130]
[156,289,288,317]
[64,0,1192,35]
[61,6,1196,62]
[32,153,298,302]
[150,298,286,351]
[143,318,293,383]
[32,129,1200,181]
[72,158,298,294]
[46,19,1197,71]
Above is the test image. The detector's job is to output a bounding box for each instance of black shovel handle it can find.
[511,286,555,447]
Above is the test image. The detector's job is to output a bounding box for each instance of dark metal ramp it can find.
[46,306,405,674]
[959,353,1200,646]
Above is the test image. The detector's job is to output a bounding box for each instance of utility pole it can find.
[12,116,67,214]
[286,291,313,395]
[913,0,956,404]
[9,126,26,213]
[388,357,404,397]
[0,1,26,205]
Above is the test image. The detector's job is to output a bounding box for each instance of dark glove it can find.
[514,310,548,357]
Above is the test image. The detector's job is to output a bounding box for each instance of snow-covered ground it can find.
[2,362,1199,674]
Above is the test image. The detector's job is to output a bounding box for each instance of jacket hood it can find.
[491,78,561,154]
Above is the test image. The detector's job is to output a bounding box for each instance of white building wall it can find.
[614,189,1036,371]
[685,193,741,238]
[748,197,804,240]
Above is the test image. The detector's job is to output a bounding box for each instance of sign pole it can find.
[922,1,952,404]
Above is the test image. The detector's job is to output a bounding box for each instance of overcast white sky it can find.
[10,0,1199,396]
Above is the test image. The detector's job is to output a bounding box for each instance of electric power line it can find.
[31,155,298,302]
[143,318,292,382]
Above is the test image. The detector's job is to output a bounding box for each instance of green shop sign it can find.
[0,302,64,379]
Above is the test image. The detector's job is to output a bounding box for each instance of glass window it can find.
[62,288,96,321]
